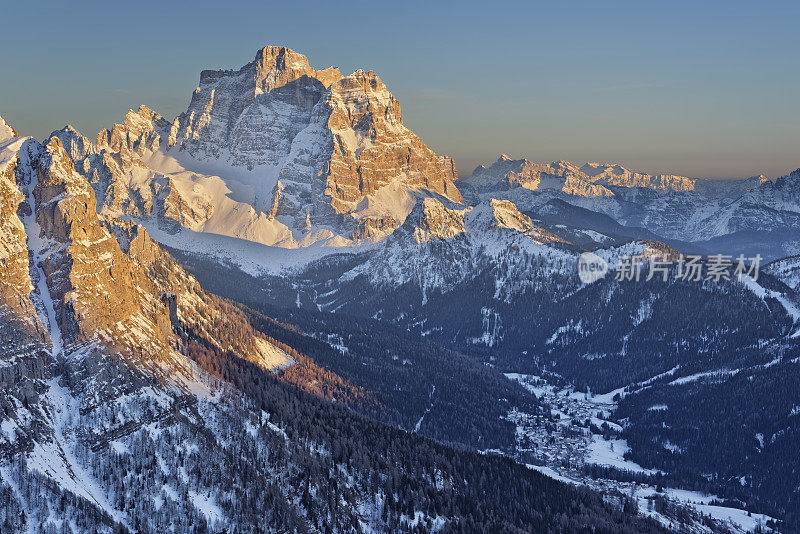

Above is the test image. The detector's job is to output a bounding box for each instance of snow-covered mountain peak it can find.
[325,68,403,138]
[580,161,628,176]
[399,197,468,243]
[197,45,342,95]
[327,69,399,123]
[0,114,18,142]
[50,124,98,162]
[37,137,92,197]
[35,46,463,252]
[465,198,534,233]
[466,157,608,197]
[396,195,567,250]
[467,156,697,198]
[466,198,568,246]
[779,168,800,185]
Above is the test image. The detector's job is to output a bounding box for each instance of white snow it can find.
[546,321,583,345]
[1,418,18,442]
[739,273,800,337]
[26,379,127,524]
[739,274,800,324]
[140,219,367,277]
[669,369,737,386]
[413,384,435,432]
[20,151,64,356]
[526,464,577,484]
[0,116,16,142]
[189,490,225,526]
[351,178,419,223]
[585,436,659,474]
[577,229,612,242]
[651,487,775,533]
[109,440,129,455]
[162,484,179,502]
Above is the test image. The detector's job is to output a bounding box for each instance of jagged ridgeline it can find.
[0,113,670,532]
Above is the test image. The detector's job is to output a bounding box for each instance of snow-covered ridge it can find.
[465,154,774,199]
[0,115,17,143]
[19,43,800,262]
[765,255,800,291]
[0,129,51,355]
[464,155,800,260]
[0,120,295,373]
[336,196,580,304]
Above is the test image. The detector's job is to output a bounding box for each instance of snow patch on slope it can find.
[20,145,64,355]
[27,379,127,524]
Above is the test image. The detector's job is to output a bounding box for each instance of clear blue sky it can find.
[1,1,798,179]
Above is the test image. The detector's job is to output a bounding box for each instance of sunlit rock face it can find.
[170,46,343,167]
[0,131,46,355]
[29,137,175,356]
[0,120,291,371]
[53,46,462,249]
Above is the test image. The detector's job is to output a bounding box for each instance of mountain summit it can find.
[52,45,461,250]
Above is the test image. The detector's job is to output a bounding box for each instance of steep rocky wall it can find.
[0,138,48,356]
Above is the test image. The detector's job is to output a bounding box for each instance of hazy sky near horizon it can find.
[1,1,798,179]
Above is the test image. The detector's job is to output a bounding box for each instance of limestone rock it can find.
[0,129,48,356]
[54,45,463,248]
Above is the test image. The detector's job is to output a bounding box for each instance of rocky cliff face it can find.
[0,119,311,521]
[171,46,342,167]
[29,136,177,360]
[320,69,462,212]
[53,46,462,249]
[334,196,575,308]
[0,116,17,141]
[1,116,293,373]
[0,135,47,358]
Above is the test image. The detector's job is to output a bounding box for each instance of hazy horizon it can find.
[2,1,798,180]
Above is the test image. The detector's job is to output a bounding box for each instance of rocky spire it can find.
[251,45,342,91]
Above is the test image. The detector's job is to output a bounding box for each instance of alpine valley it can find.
[1,45,798,533]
